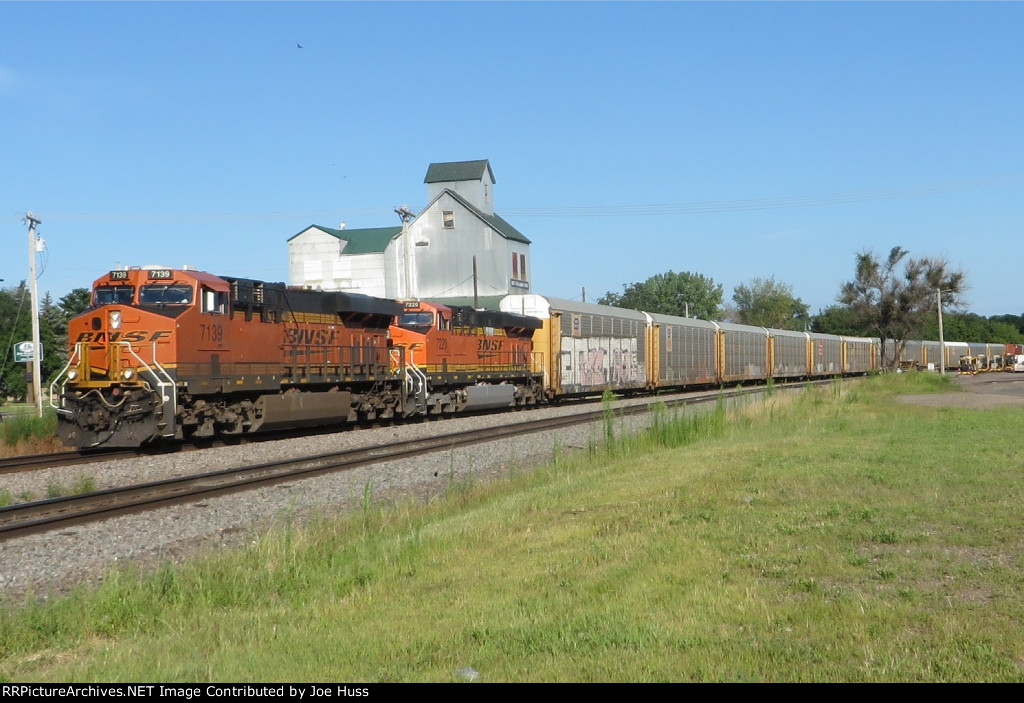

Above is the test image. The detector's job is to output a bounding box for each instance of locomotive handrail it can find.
[48,343,84,413]
[127,341,177,438]
[390,347,425,415]
[406,361,428,415]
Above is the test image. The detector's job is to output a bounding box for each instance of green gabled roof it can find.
[289,225,401,254]
[424,159,495,184]
[479,211,530,244]
[442,190,531,244]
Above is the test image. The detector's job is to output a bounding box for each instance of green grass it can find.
[2,373,1022,682]
[0,409,62,456]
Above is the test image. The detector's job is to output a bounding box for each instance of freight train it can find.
[48,267,994,449]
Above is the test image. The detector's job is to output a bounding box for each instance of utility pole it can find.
[936,287,946,375]
[395,205,416,299]
[25,211,43,417]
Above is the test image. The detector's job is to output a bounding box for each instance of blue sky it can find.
[2,1,1022,317]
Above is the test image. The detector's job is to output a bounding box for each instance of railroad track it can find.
[0,379,839,540]
[0,421,438,476]
[0,448,140,476]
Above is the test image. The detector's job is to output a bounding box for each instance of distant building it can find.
[288,159,531,306]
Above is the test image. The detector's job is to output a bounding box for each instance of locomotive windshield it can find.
[93,285,135,306]
[397,311,434,334]
[140,284,194,305]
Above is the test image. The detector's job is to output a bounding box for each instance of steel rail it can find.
[0,379,839,539]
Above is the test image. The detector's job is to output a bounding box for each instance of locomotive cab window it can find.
[397,312,433,334]
[93,285,135,306]
[140,284,194,305]
[202,287,228,314]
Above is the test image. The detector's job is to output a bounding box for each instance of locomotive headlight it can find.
[109,311,123,329]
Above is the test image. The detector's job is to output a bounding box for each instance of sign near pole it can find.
[14,341,42,363]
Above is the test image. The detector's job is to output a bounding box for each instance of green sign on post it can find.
[13,341,42,363]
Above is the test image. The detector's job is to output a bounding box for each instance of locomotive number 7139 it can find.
[201,324,224,343]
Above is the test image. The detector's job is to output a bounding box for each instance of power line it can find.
[18,171,1024,224]
[502,172,1024,217]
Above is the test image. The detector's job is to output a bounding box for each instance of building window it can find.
[519,254,526,278]
[512,253,519,279]
[442,211,455,229]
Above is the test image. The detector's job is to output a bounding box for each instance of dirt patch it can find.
[897,373,1024,409]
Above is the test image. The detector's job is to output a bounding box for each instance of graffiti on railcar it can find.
[560,336,645,390]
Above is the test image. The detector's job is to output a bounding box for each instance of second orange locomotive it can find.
[390,299,543,413]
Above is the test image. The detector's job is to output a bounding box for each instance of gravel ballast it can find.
[0,396,674,600]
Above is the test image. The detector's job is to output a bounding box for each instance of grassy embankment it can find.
[0,410,76,506]
[2,373,1023,682]
[0,407,62,457]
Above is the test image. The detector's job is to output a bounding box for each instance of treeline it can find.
[813,305,1024,344]
[0,284,91,403]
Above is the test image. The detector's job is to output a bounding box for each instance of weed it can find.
[45,480,65,499]
[71,473,96,495]
[0,410,58,448]
[601,389,616,446]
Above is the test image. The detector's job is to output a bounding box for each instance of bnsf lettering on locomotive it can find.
[284,328,338,345]
[477,339,504,352]
[75,330,172,343]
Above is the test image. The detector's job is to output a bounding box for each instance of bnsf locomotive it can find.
[51,267,542,448]
[389,299,543,414]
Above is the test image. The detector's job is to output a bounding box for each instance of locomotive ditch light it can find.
[123,368,135,380]
[67,369,78,381]
[110,311,123,329]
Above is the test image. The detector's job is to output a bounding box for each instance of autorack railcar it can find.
[768,329,811,379]
[499,294,649,398]
[643,312,719,390]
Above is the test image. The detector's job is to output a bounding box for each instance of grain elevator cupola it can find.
[425,159,496,215]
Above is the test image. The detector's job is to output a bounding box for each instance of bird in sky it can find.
[296,42,303,49]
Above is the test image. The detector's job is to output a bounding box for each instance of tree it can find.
[59,287,92,321]
[811,305,873,336]
[0,282,32,402]
[598,270,723,320]
[989,313,1024,337]
[920,313,1024,345]
[44,287,92,384]
[0,285,92,404]
[730,277,810,330]
[838,246,967,369]
[40,292,67,384]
